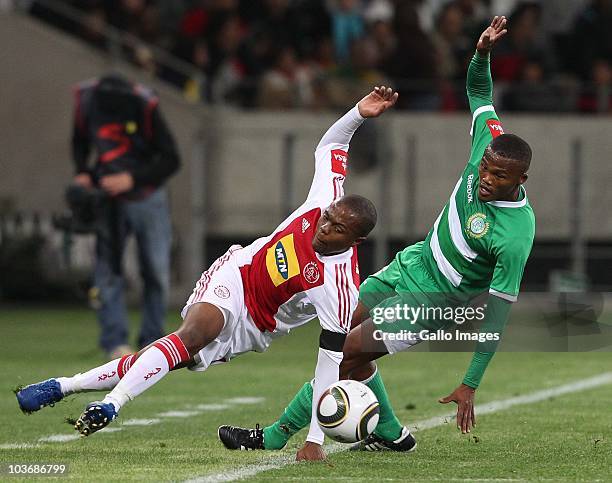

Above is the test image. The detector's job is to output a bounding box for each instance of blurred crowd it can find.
[28,0,612,112]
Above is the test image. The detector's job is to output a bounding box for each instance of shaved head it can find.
[488,133,532,172]
[335,194,378,237]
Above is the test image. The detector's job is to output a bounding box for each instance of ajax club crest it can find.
[303,261,320,284]
[466,213,489,239]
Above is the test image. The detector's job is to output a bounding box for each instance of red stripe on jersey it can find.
[240,207,325,332]
[350,247,360,289]
[341,263,351,329]
[335,265,344,330]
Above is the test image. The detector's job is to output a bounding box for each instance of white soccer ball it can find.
[316,380,380,443]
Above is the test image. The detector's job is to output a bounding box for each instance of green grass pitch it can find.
[0,306,610,481]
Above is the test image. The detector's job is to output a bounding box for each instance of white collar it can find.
[315,246,353,263]
[487,186,528,208]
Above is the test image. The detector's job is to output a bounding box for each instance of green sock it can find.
[263,382,313,449]
[365,371,403,441]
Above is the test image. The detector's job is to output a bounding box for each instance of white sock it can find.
[102,334,189,412]
[56,354,136,394]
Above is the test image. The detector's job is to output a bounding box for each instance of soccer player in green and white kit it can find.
[218,16,535,461]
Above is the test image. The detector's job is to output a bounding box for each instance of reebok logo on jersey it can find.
[331,149,348,176]
[486,119,504,138]
[301,218,311,233]
[266,233,300,286]
[466,174,475,203]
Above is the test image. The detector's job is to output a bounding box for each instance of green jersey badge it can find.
[466,213,489,239]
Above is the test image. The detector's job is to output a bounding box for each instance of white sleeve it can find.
[306,347,343,445]
[306,105,365,205]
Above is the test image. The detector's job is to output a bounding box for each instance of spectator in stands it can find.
[431,1,471,110]
[328,0,365,64]
[491,2,548,82]
[363,0,396,71]
[79,5,107,50]
[385,1,440,110]
[569,0,612,80]
[578,59,612,112]
[502,57,564,112]
[324,37,388,108]
[208,14,250,104]
[257,46,315,109]
[71,74,180,359]
[431,2,468,80]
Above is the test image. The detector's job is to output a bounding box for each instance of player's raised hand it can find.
[476,16,507,55]
[357,86,398,118]
[438,383,476,434]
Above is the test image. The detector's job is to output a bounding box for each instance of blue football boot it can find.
[74,401,118,436]
[16,379,63,414]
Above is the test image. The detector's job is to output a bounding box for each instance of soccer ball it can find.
[316,380,380,443]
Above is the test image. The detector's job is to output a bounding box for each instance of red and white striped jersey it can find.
[234,106,366,334]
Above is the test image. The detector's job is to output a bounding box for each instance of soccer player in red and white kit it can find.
[16,86,399,440]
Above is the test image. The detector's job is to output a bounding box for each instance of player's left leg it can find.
[15,353,140,414]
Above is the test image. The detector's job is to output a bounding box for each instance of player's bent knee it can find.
[176,302,225,355]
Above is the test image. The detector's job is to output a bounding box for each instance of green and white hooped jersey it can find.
[419,105,535,302]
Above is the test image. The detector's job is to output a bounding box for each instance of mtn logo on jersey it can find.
[466,212,490,239]
[266,233,300,286]
[486,119,504,138]
[331,149,348,176]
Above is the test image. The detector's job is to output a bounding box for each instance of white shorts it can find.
[181,245,275,371]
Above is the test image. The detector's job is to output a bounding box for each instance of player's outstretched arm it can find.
[467,16,507,113]
[438,294,512,433]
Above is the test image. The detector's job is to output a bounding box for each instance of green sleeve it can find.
[467,51,493,113]
[462,295,512,389]
[490,233,533,302]
[465,51,501,167]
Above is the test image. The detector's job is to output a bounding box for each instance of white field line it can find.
[158,410,202,418]
[187,372,612,483]
[0,443,40,449]
[2,397,264,449]
[197,404,231,411]
[122,418,161,426]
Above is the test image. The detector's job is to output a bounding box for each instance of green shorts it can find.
[359,242,456,352]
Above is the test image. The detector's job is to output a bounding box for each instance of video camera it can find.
[53,185,109,234]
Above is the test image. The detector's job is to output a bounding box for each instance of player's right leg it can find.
[74,302,224,436]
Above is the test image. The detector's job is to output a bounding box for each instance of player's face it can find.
[312,202,364,255]
[478,149,528,202]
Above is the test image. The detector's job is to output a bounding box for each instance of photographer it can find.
[72,74,180,359]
